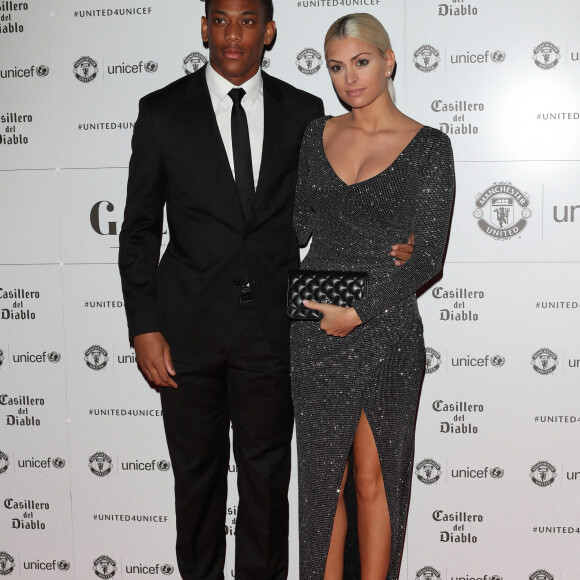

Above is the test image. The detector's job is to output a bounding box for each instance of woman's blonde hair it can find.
[324,13,396,102]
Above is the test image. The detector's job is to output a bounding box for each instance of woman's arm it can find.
[293,121,319,247]
[354,132,455,324]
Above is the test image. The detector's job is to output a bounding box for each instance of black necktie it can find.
[228,88,254,220]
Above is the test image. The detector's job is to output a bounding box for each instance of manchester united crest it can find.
[296,48,322,75]
[416,566,441,580]
[413,45,440,72]
[93,555,116,579]
[73,56,99,83]
[425,347,442,374]
[530,571,553,580]
[530,461,557,487]
[416,459,442,484]
[89,452,113,477]
[182,51,207,75]
[0,552,15,576]
[531,348,558,375]
[85,345,109,371]
[473,182,531,240]
[533,42,561,70]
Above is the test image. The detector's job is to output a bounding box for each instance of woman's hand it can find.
[303,300,362,337]
[391,232,415,266]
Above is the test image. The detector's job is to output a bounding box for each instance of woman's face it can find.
[325,36,394,109]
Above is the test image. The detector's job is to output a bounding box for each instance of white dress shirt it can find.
[206,64,264,189]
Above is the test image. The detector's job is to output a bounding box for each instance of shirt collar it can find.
[206,63,262,105]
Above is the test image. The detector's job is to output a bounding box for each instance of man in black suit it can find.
[119,1,413,578]
[119,2,322,577]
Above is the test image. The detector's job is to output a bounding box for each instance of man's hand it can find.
[133,332,177,388]
[391,232,415,266]
[303,300,362,337]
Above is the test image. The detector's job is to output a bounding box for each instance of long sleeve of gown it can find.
[354,132,455,324]
[293,121,319,246]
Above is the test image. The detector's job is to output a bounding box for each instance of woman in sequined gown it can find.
[290,14,455,580]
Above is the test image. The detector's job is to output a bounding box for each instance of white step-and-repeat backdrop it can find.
[1,0,579,578]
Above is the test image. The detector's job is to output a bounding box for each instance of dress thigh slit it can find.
[292,317,425,580]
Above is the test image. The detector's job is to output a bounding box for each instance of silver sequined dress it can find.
[291,117,455,580]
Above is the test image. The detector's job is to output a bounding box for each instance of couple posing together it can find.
[118,0,455,579]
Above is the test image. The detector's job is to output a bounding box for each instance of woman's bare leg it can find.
[323,462,349,580]
[352,411,391,580]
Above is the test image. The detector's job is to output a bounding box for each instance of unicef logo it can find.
[413,45,440,72]
[53,457,66,469]
[48,351,61,363]
[145,61,158,73]
[531,348,558,375]
[530,461,557,487]
[89,452,113,477]
[473,182,531,240]
[57,561,71,571]
[415,566,441,579]
[0,552,15,576]
[73,56,99,83]
[530,571,554,580]
[533,42,561,70]
[261,56,271,69]
[93,555,116,579]
[85,345,109,371]
[157,460,171,472]
[0,450,9,475]
[491,355,505,368]
[161,564,174,575]
[36,65,50,77]
[183,51,207,75]
[425,347,442,374]
[0,349,4,368]
[296,48,322,75]
[490,467,504,479]
[415,459,441,484]
[491,50,506,63]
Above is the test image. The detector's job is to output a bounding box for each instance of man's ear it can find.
[264,21,276,46]
[201,16,209,44]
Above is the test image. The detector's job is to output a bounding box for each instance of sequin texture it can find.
[290,116,455,579]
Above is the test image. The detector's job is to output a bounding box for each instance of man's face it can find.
[202,0,275,86]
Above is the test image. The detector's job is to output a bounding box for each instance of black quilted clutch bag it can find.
[287,270,367,320]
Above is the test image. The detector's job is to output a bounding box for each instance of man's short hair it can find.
[204,0,274,22]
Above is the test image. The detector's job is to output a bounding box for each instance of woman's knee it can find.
[353,468,385,503]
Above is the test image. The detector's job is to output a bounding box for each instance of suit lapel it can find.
[185,66,246,223]
[252,72,286,216]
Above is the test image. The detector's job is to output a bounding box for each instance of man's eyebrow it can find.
[211,9,259,15]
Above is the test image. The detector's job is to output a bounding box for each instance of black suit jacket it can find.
[119,66,324,362]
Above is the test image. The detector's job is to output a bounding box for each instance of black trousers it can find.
[160,301,294,580]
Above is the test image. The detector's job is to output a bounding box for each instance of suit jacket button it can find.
[233,279,240,287]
